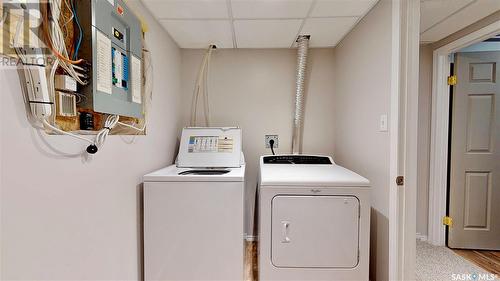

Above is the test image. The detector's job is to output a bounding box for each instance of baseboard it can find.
[416,233,428,241]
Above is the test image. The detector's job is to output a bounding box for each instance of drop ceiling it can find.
[420,0,500,43]
[140,0,379,49]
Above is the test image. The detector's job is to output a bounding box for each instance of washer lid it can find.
[144,165,245,182]
[259,155,369,187]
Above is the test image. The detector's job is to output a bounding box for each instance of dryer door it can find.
[271,195,360,268]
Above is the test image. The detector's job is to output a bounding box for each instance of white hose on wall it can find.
[190,45,216,127]
[292,35,310,155]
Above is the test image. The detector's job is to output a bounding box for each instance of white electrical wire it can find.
[42,119,94,144]
[190,54,207,126]
[117,120,146,131]
[0,9,7,27]
[95,115,120,148]
[42,114,120,150]
[19,59,99,148]
[203,46,212,126]
[47,0,87,85]
[61,0,74,28]
[191,48,204,126]
[33,0,98,148]
[190,45,214,127]
[12,16,24,50]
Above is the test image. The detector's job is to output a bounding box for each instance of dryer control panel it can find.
[264,155,333,165]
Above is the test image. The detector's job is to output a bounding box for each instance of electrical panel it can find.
[76,0,143,118]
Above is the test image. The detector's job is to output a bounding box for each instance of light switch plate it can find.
[379,114,388,132]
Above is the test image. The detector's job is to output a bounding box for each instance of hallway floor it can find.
[416,240,498,281]
[452,249,500,276]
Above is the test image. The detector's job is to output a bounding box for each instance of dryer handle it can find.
[281,221,291,243]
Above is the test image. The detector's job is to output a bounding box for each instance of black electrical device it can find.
[86,144,98,154]
[269,139,276,155]
[79,112,94,130]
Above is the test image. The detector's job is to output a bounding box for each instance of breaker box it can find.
[76,0,143,118]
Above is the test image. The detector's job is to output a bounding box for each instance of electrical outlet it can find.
[265,135,279,148]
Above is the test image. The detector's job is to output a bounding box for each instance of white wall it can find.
[180,48,336,234]
[332,1,392,280]
[0,1,181,279]
[417,44,433,238]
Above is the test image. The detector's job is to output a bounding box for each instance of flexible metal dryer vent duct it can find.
[292,35,310,155]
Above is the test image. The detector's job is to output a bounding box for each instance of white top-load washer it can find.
[144,127,245,281]
[258,155,370,281]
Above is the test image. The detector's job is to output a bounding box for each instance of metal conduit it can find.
[291,35,310,155]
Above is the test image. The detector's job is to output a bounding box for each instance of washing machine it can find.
[258,155,370,281]
[144,127,245,281]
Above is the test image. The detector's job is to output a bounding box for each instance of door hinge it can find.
[396,176,404,186]
[443,216,453,227]
[447,75,457,86]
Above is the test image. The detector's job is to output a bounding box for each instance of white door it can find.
[271,195,359,268]
[448,51,500,250]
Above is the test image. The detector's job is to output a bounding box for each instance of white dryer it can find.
[144,127,245,281]
[258,155,370,281]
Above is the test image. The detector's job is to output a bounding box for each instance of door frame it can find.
[427,20,500,246]
[389,0,420,280]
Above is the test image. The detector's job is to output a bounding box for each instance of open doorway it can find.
[445,38,500,274]
[416,10,500,280]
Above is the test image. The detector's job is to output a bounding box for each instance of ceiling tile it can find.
[311,0,378,17]
[234,20,303,48]
[142,0,229,19]
[420,0,475,33]
[159,20,234,48]
[301,17,359,47]
[420,0,500,43]
[231,0,313,19]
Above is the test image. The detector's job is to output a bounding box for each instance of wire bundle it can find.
[95,115,120,149]
[41,0,87,84]
[70,0,83,60]
[14,0,118,154]
[190,45,215,127]
[13,0,150,155]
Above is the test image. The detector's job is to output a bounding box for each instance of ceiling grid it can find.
[420,0,500,43]
[141,0,500,47]
[141,0,379,48]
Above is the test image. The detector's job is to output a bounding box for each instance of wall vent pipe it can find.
[292,35,310,155]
